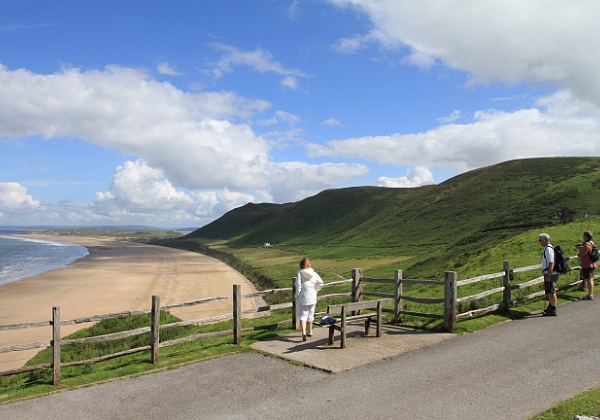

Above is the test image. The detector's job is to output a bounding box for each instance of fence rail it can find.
[1,255,597,387]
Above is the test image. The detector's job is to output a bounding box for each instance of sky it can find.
[1,0,599,229]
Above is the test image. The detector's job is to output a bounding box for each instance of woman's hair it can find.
[584,230,593,241]
[299,257,310,269]
[539,233,550,242]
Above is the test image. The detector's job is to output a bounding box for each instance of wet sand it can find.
[0,235,265,371]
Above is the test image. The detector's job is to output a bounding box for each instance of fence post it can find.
[502,261,512,312]
[394,269,403,323]
[352,268,363,316]
[352,268,363,303]
[151,295,160,364]
[292,276,299,330]
[52,306,61,387]
[233,284,241,344]
[444,271,457,332]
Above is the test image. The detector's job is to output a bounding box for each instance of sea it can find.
[0,234,89,287]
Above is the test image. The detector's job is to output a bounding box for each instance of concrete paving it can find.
[251,323,455,372]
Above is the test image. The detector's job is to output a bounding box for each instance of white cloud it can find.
[437,110,462,124]
[332,31,386,54]
[330,0,600,107]
[207,42,309,90]
[309,91,600,173]
[377,166,434,188]
[0,64,370,226]
[156,61,180,76]
[0,182,43,222]
[322,118,342,127]
[94,160,192,212]
[0,182,40,208]
[0,64,272,191]
[90,160,254,225]
[333,34,369,54]
[288,0,300,20]
[267,161,369,202]
[190,189,256,218]
[281,76,298,90]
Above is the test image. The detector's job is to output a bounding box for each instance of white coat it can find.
[295,268,323,306]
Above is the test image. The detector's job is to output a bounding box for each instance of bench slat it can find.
[327,298,392,314]
[321,313,375,327]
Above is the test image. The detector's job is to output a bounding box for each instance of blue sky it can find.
[1,0,599,228]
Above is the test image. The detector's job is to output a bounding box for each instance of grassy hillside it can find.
[183,157,600,280]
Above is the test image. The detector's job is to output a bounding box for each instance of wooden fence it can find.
[1,254,596,388]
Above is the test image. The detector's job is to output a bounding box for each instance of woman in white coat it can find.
[295,257,324,341]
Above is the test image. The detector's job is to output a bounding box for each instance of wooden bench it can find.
[325,298,392,348]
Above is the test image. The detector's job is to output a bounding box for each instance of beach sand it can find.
[0,235,266,371]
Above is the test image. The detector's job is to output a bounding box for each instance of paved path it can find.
[1,300,599,420]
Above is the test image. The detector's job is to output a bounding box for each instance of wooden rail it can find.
[1,255,597,387]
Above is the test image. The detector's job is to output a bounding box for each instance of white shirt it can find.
[295,268,324,306]
[542,244,557,274]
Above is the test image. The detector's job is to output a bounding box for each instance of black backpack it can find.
[590,242,599,263]
[549,245,569,274]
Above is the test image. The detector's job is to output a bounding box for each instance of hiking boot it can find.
[543,306,557,316]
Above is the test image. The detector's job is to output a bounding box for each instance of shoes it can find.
[582,295,594,300]
[543,306,557,316]
[307,333,313,337]
[302,334,307,341]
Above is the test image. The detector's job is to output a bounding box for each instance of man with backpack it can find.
[539,233,559,316]
[576,230,598,301]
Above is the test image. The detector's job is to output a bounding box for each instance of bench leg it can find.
[328,325,334,345]
[341,307,346,349]
[376,301,382,337]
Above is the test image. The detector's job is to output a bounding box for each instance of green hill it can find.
[184,157,600,278]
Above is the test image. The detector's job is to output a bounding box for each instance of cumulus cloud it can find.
[0,64,272,191]
[330,0,600,107]
[94,160,192,211]
[0,63,370,226]
[90,160,255,225]
[0,182,42,221]
[309,91,600,172]
[377,166,435,188]
[0,182,40,208]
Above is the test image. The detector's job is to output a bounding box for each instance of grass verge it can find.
[529,387,600,419]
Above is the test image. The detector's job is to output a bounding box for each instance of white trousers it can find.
[298,304,316,322]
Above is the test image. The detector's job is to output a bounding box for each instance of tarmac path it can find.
[1,299,599,419]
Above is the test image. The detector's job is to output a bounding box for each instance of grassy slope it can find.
[187,157,600,280]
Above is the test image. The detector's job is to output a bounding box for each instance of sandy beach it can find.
[0,235,265,371]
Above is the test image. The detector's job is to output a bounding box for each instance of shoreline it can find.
[0,234,266,371]
[0,234,90,287]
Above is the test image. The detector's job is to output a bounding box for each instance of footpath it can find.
[1,299,599,420]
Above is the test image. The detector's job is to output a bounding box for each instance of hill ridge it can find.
[186,157,600,277]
